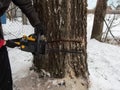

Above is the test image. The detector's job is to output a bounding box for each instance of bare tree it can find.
[102,3,120,44]
[33,0,89,86]
[91,0,108,41]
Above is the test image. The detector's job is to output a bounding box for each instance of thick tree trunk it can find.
[91,0,107,41]
[33,0,89,81]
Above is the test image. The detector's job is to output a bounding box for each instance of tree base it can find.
[14,71,89,90]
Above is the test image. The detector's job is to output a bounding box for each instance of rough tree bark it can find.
[91,0,107,41]
[33,0,89,81]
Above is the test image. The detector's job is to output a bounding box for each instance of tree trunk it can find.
[33,0,89,80]
[10,3,16,20]
[91,0,107,41]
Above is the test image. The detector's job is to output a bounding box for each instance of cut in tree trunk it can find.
[91,0,107,41]
[33,0,89,82]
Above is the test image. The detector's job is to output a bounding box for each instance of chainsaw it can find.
[11,33,46,55]
[10,33,82,55]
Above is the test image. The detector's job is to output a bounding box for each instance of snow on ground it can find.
[2,14,120,90]
[88,14,120,90]
[3,19,34,81]
[8,48,33,81]
[88,39,120,90]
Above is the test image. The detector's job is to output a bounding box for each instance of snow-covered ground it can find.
[88,39,120,90]
[88,14,120,90]
[2,20,34,81]
[2,14,120,90]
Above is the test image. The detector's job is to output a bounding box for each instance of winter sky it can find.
[87,0,118,9]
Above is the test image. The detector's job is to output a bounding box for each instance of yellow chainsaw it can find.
[12,34,46,55]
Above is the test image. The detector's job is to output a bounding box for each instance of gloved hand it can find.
[34,23,45,35]
[6,40,20,48]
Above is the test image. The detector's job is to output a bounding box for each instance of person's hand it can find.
[6,40,20,48]
[34,23,45,35]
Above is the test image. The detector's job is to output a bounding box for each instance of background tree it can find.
[102,1,120,44]
[33,0,89,85]
[22,13,27,25]
[91,0,108,41]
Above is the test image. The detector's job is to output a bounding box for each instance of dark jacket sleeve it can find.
[12,0,40,27]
